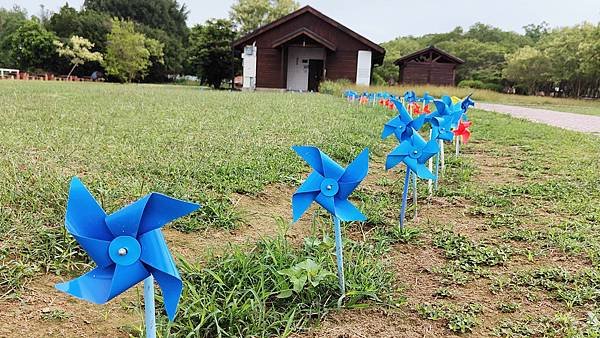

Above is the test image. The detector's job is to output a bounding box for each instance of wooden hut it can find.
[233,6,385,91]
[394,46,464,86]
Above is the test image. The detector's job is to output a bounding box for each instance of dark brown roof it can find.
[232,5,385,55]
[394,46,464,65]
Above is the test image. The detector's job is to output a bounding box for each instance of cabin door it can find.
[308,59,324,92]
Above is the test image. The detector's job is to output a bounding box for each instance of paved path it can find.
[477,103,600,134]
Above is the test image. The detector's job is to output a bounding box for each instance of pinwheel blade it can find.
[381,116,403,140]
[462,129,471,143]
[136,193,200,235]
[56,265,115,304]
[337,148,368,200]
[334,198,366,222]
[105,194,151,237]
[421,140,440,158]
[138,229,182,321]
[293,146,344,180]
[109,261,151,300]
[405,157,436,180]
[315,193,336,216]
[66,177,112,241]
[433,100,449,116]
[292,191,319,222]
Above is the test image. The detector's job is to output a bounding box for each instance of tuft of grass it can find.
[433,229,512,274]
[417,302,483,333]
[158,233,398,337]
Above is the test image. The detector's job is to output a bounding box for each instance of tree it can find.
[188,19,237,88]
[0,6,27,67]
[83,0,189,80]
[55,35,103,77]
[7,19,58,70]
[523,22,549,43]
[102,19,164,82]
[230,0,299,34]
[503,46,552,94]
[47,6,112,51]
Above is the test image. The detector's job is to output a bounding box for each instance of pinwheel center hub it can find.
[410,149,421,159]
[320,178,339,197]
[109,236,141,266]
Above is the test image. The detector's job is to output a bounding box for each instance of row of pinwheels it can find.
[55,90,474,337]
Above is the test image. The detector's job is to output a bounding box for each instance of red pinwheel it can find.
[453,120,472,143]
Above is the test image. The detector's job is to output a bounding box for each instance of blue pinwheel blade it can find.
[292,171,323,222]
[136,193,200,235]
[412,114,426,131]
[381,115,403,140]
[337,148,369,200]
[442,96,453,107]
[65,178,114,267]
[385,142,413,170]
[109,261,151,300]
[405,157,436,180]
[56,265,115,304]
[292,191,319,222]
[105,194,199,237]
[433,100,448,116]
[293,146,344,179]
[66,177,112,241]
[138,229,182,321]
[334,198,366,222]
[411,133,427,148]
[105,194,151,237]
[421,140,440,157]
[315,193,336,216]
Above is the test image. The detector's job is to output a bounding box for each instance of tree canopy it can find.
[188,19,237,88]
[230,0,299,34]
[102,19,164,82]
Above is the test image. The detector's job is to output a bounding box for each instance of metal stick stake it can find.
[144,276,156,338]
[333,216,345,295]
[400,168,411,229]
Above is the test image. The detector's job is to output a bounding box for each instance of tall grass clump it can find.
[159,233,397,337]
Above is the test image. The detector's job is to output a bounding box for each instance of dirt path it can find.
[477,103,600,134]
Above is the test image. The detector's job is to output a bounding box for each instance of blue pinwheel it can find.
[403,90,417,104]
[381,99,426,141]
[56,177,199,335]
[292,146,368,294]
[385,132,439,228]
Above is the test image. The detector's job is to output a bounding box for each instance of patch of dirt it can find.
[0,274,139,337]
[296,307,453,338]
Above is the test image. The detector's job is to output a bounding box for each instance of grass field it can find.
[0,81,599,337]
[321,81,600,117]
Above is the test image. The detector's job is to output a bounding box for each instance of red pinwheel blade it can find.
[138,229,182,321]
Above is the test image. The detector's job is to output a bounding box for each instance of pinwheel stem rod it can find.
[455,136,460,156]
[434,150,440,191]
[144,276,156,338]
[333,216,346,295]
[412,173,417,220]
[440,140,445,171]
[400,168,411,229]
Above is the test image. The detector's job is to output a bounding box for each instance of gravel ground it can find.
[477,103,600,135]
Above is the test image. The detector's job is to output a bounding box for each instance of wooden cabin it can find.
[394,46,464,86]
[233,6,385,92]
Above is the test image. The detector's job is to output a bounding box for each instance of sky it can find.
[2,0,599,43]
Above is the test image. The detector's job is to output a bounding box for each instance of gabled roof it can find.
[232,5,385,55]
[394,46,464,65]
[271,27,336,51]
